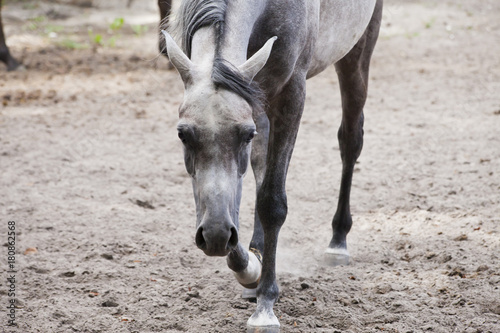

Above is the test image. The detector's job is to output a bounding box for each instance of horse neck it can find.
[220,0,267,66]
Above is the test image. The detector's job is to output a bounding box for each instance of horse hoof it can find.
[247,312,280,333]
[247,326,280,333]
[324,247,350,266]
[242,287,257,300]
[7,64,25,72]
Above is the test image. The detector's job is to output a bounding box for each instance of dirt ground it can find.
[1,0,499,332]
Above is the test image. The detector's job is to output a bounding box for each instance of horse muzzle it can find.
[195,222,239,256]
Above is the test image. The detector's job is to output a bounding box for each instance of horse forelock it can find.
[175,0,227,58]
[174,0,266,116]
[212,58,265,116]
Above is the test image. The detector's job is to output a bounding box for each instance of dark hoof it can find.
[4,57,22,72]
[324,247,350,266]
[9,64,26,72]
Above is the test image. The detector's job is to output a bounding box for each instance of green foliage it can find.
[131,24,148,36]
[60,39,87,50]
[87,17,125,48]
[109,17,125,32]
[107,36,117,47]
[84,18,126,48]
[45,25,64,35]
[29,15,46,23]
[131,24,149,37]
[425,18,436,29]
[93,34,103,45]
[88,29,103,46]
[25,22,38,31]
[17,12,140,51]
[23,15,46,31]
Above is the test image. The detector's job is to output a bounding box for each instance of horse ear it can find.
[238,36,277,81]
[161,30,193,85]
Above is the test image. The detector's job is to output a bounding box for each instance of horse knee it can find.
[338,123,364,162]
[256,188,287,229]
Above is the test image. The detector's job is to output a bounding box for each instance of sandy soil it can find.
[1,0,499,332]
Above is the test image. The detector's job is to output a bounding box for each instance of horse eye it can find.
[245,131,256,143]
[178,131,187,143]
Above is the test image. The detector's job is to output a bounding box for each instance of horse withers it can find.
[162,0,383,331]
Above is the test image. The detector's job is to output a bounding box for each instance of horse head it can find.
[162,31,276,257]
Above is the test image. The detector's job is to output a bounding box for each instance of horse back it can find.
[249,0,377,92]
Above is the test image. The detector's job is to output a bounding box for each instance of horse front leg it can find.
[249,111,270,256]
[225,176,263,293]
[226,112,270,298]
[233,111,270,299]
[247,76,306,331]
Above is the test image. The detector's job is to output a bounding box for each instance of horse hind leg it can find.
[0,4,21,71]
[325,0,382,266]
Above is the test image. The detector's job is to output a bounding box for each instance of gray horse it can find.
[162,0,382,330]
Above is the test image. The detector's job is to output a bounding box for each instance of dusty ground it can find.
[1,0,499,332]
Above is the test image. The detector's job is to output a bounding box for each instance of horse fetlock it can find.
[328,227,348,248]
[332,210,353,236]
[234,250,262,289]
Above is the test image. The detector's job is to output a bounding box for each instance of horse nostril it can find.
[228,227,238,249]
[195,227,206,250]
